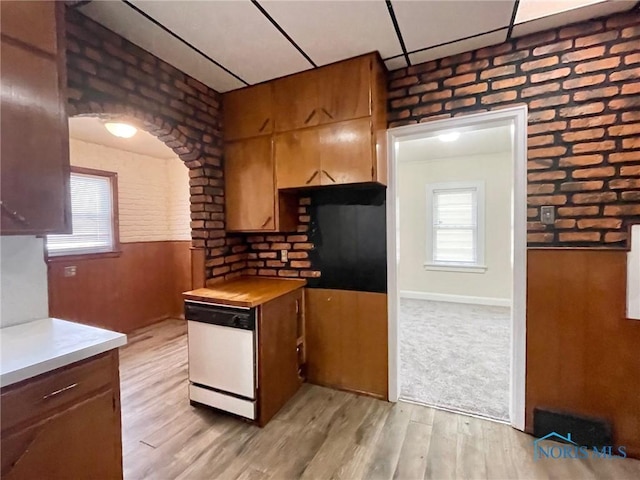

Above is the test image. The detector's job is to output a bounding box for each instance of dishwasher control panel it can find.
[184,301,256,331]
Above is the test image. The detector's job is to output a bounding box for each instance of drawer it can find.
[1,352,115,433]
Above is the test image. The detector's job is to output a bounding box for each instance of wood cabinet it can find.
[305,288,388,399]
[273,55,372,132]
[275,117,374,188]
[225,136,298,232]
[223,83,273,141]
[257,288,304,426]
[0,0,71,235]
[1,351,123,479]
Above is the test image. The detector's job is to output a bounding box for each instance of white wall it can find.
[0,236,49,328]
[398,151,513,302]
[69,139,190,243]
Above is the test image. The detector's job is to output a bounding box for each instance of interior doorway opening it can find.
[387,106,528,430]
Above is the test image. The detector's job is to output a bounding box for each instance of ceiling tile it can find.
[79,1,244,92]
[392,1,515,53]
[409,29,509,66]
[385,56,409,71]
[128,0,312,85]
[512,0,635,37]
[259,0,403,66]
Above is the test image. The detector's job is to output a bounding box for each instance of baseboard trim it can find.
[399,290,512,307]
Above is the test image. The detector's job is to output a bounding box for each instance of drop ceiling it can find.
[77,0,636,93]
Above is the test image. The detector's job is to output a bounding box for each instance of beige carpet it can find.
[400,298,510,421]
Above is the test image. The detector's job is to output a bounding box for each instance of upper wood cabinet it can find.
[0,1,70,235]
[273,55,372,132]
[223,83,273,141]
[225,136,297,232]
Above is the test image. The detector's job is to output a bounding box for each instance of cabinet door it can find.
[225,137,276,232]
[257,289,302,426]
[315,56,371,126]
[274,129,321,189]
[0,40,70,234]
[319,118,374,186]
[273,70,320,132]
[1,391,123,480]
[305,289,388,399]
[0,0,57,54]
[223,83,273,141]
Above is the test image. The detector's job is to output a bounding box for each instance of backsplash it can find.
[0,237,49,328]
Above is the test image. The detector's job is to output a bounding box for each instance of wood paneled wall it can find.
[526,249,640,458]
[48,241,191,333]
[305,288,388,399]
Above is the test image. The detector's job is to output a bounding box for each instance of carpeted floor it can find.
[400,298,511,421]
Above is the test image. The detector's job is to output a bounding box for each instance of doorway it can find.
[386,106,528,430]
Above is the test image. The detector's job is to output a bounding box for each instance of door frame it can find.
[386,105,528,431]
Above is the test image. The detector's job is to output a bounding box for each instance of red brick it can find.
[624,53,640,65]
[522,57,560,72]
[480,91,517,105]
[278,270,300,278]
[518,31,558,49]
[476,43,513,59]
[609,179,640,189]
[454,83,488,96]
[555,219,577,229]
[559,102,605,118]
[528,208,539,218]
[610,67,640,82]
[609,152,640,163]
[528,184,556,195]
[533,40,573,56]
[560,181,604,192]
[604,232,628,243]
[623,138,640,149]
[607,13,640,29]
[258,269,277,277]
[300,271,322,278]
[421,90,453,102]
[290,260,311,269]
[528,121,567,135]
[604,205,640,216]
[391,96,419,108]
[573,86,619,102]
[562,74,606,89]
[575,57,621,74]
[621,25,640,38]
[521,83,560,98]
[611,40,640,54]
[266,260,285,268]
[293,243,314,250]
[528,135,555,147]
[610,97,640,110]
[480,65,516,79]
[443,73,477,87]
[528,171,567,181]
[408,82,438,94]
[558,206,600,216]
[445,98,477,109]
[441,52,473,67]
[569,114,617,128]
[561,128,605,142]
[528,233,554,243]
[258,252,278,259]
[572,141,616,154]
[622,191,640,201]
[528,159,553,170]
[561,46,605,63]
[622,83,640,95]
[559,232,601,242]
[528,146,567,159]
[527,195,567,206]
[529,95,569,109]
[621,165,640,176]
[559,21,603,39]
[287,252,308,259]
[390,76,418,89]
[572,192,617,204]
[527,110,557,123]
[572,167,616,179]
[265,235,285,242]
[491,76,526,90]
[576,31,619,48]
[413,103,443,116]
[608,123,640,136]
[456,59,490,74]
[530,68,571,83]
[559,154,604,167]
[406,61,437,75]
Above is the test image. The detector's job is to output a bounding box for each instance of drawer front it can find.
[1,352,114,433]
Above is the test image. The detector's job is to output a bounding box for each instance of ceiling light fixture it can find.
[104,122,137,139]
[438,132,460,142]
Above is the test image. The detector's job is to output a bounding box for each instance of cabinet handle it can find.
[304,109,317,124]
[322,170,336,183]
[260,216,273,228]
[320,108,333,120]
[43,383,78,400]
[0,200,29,225]
[305,170,319,185]
[258,118,270,132]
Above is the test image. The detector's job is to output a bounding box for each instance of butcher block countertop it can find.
[183,277,306,308]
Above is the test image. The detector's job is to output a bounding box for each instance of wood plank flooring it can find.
[119,319,640,480]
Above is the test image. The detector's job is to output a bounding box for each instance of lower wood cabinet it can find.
[305,288,388,399]
[225,136,298,232]
[0,351,123,480]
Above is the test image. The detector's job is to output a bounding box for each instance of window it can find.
[425,181,486,272]
[47,167,119,257]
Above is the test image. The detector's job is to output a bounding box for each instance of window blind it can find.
[433,189,477,264]
[47,172,114,256]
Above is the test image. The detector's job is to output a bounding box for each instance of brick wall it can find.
[387,10,640,247]
[65,8,247,283]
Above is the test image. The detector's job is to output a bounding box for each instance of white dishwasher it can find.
[185,301,257,420]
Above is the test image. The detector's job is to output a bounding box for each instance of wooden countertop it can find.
[183,277,306,308]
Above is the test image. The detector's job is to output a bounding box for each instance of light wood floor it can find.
[119,319,640,480]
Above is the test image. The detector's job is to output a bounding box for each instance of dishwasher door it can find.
[187,320,255,399]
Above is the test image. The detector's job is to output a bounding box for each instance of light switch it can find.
[281,250,288,262]
[64,266,77,277]
[540,206,555,225]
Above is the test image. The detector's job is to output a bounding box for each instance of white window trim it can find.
[425,180,486,272]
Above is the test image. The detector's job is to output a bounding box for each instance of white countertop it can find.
[0,318,127,388]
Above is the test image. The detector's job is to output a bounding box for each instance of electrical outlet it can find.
[64,266,77,277]
[281,249,288,262]
[540,206,555,225]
